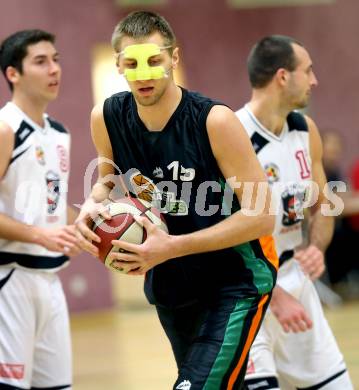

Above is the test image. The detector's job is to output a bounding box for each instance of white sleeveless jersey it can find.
[0,102,70,271]
[236,105,312,262]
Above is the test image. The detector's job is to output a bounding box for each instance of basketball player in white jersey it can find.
[236,35,354,390]
[0,30,80,389]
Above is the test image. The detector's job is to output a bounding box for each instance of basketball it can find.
[92,197,168,273]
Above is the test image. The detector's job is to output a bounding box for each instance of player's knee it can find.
[245,376,280,390]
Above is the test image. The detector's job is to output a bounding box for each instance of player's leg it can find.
[275,269,353,390]
[156,300,208,368]
[244,260,304,390]
[172,292,270,390]
[31,273,72,390]
[244,312,280,390]
[0,268,36,389]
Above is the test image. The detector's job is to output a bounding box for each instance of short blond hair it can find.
[111,11,176,53]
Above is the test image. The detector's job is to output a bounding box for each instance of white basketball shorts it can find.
[0,266,72,389]
[245,259,353,390]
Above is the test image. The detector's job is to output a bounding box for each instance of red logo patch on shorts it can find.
[246,357,255,374]
[0,363,25,379]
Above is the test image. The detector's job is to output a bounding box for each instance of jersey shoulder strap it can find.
[287,111,308,132]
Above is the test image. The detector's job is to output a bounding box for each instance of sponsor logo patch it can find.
[35,146,46,165]
[0,363,25,379]
[176,380,191,390]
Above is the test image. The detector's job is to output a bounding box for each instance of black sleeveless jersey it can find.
[103,88,277,308]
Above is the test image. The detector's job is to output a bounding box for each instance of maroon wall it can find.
[0,0,358,310]
[0,0,121,312]
[156,0,359,175]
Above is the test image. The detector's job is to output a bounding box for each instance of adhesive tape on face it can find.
[122,43,166,81]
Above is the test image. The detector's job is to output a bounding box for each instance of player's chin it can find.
[45,91,59,101]
[298,98,309,109]
[135,92,159,106]
[136,98,156,107]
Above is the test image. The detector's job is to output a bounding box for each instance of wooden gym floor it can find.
[71,301,359,389]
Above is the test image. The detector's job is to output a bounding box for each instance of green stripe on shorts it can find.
[202,296,256,390]
[234,242,274,295]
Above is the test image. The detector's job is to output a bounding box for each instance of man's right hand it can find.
[74,198,112,257]
[270,286,313,333]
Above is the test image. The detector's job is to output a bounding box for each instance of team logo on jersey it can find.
[131,172,157,203]
[152,167,164,179]
[46,170,60,214]
[264,162,280,184]
[129,171,188,215]
[57,145,68,173]
[35,146,45,165]
[281,183,307,226]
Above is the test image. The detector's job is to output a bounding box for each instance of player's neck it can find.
[12,92,48,128]
[136,83,182,131]
[248,92,291,137]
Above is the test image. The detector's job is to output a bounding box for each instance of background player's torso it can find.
[237,105,312,259]
[0,102,70,270]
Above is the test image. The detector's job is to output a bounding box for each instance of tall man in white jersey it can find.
[0,30,80,389]
[236,35,353,390]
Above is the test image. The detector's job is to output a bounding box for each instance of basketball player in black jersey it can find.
[76,11,278,389]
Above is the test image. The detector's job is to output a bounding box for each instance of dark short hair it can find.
[247,35,303,88]
[0,29,55,90]
[111,11,176,53]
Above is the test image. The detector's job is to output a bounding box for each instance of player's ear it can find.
[276,68,288,86]
[6,66,20,86]
[116,62,127,77]
[114,53,123,74]
[171,47,179,70]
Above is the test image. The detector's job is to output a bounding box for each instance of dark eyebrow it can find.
[33,54,47,60]
[32,52,59,60]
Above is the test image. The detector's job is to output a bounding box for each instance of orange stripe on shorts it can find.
[259,235,279,270]
[226,294,270,390]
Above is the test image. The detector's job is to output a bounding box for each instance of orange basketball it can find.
[92,197,167,273]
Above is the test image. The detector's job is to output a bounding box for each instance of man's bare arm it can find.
[74,103,115,255]
[307,116,334,251]
[170,105,275,255]
[295,117,334,279]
